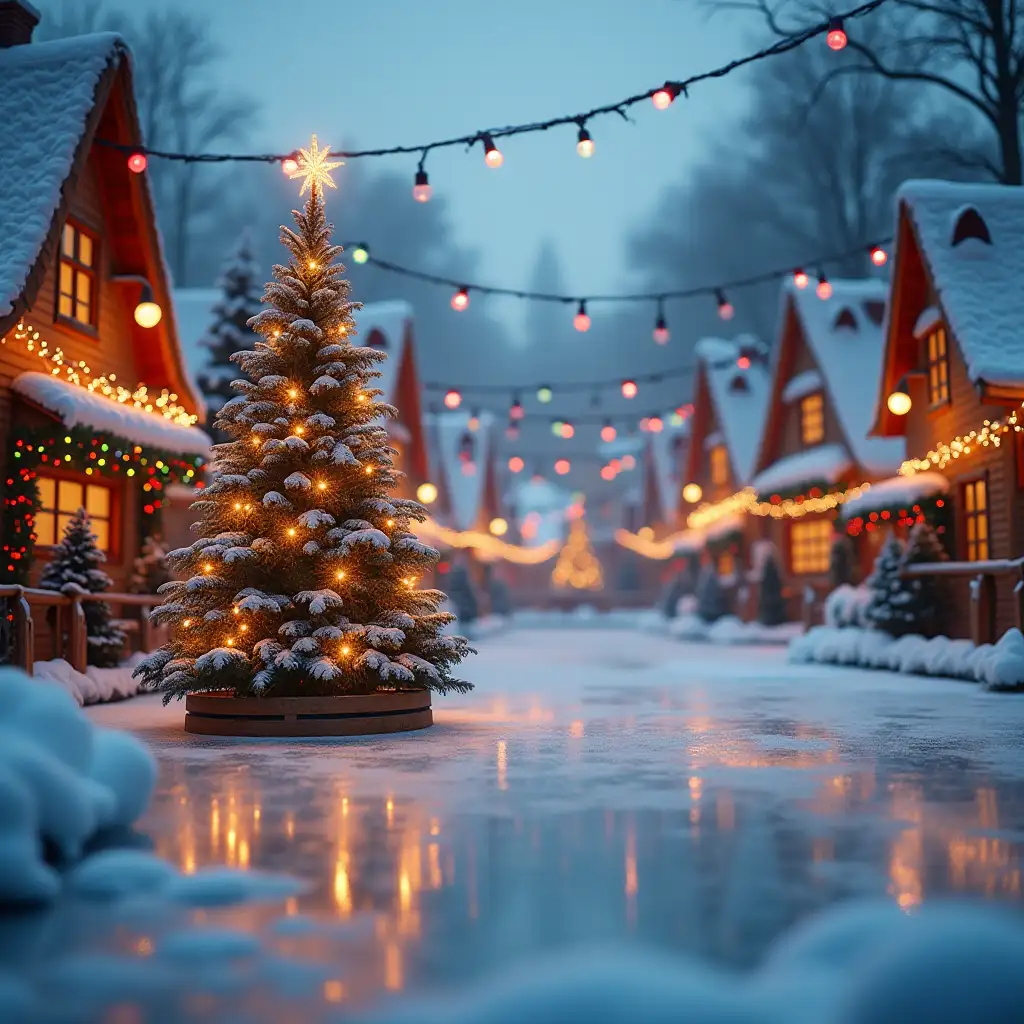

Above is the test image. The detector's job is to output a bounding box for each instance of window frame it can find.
[55,219,100,334]
[961,477,990,563]
[800,392,825,446]
[33,469,120,562]
[788,518,832,576]
[926,324,950,408]
[709,444,730,487]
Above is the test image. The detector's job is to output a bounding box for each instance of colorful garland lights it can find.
[2,321,199,427]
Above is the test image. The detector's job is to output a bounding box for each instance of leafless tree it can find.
[732,0,1023,183]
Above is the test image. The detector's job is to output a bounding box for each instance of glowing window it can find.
[710,445,730,486]
[963,479,989,562]
[790,519,832,575]
[927,326,950,406]
[58,221,98,327]
[35,475,113,551]
[801,393,825,445]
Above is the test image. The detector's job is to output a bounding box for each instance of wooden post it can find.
[69,593,88,672]
[13,587,34,674]
[968,573,997,646]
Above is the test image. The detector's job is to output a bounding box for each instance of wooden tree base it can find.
[184,690,433,737]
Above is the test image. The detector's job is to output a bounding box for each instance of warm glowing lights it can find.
[341,645,351,656]
[468,412,480,432]
[317,481,327,491]
[793,268,809,289]
[127,151,148,174]
[489,517,509,537]
[653,316,670,345]
[816,272,833,300]
[716,290,734,321]
[414,517,559,563]
[287,527,296,537]
[309,260,318,270]
[416,482,438,504]
[482,133,503,168]
[537,386,553,404]
[336,569,346,580]
[827,16,848,51]
[350,243,369,265]
[576,126,594,158]
[288,388,298,399]
[888,390,912,416]
[508,456,525,473]
[600,465,615,481]
[621,379,638,399]
[203,563,213,573]
[444,388,462,409]
[289,134,342,196]
[365,465,375,475]
[552,517,603,590]
[870,244,888,267]
[281,155,299,175]
[737,355,751,370]
[561,421,575,439]
[554,458,571,475]
[601,421,617,443]
[451,287,470,312]
[413,168,432,203]
[648,416,663,432]
[573,301,591,333]
[133,285,163,328]
[182,619,192,628]
[294,425,304,435]
[652,83,677,110]
[682,482,703,504]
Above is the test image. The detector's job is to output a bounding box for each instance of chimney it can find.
[0,0,40,48]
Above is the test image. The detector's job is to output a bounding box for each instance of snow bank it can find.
[511,608,660,630]
[668,613,803,646]
[824,585,872,628]
[789,625,1024,691]
[462,615,510,641]
[840,472,949,521]
[0,666,156,902]
[32,653,147,706]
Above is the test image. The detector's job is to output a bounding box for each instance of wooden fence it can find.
[0,585,160,675]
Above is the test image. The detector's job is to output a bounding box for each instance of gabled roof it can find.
[761,279,903,478]
[0,31,200,412]
[689,336,770,486]
[428,411,495,531]
[646,415,690,523]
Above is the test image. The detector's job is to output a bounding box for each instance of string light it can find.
[737,354,751,370]
[621,380,638,399]
[489,517,509,537]
[413,169,432,203]
[682,483,703,504]
[551,420,565,438]
[573,301,591,333]
[482,133,504,168]
[281,155,299,175]
[716,290,734,321]
[505,421,520,440]
[827,16,848,50]
[555,459,571,475]
[576,125,595,158]
[468,410,481,432]
[444,389,462,409]
[648,416,663,433]
[793,269,809,289]
[601,421,617,443]
[508,456,525,473]
[653,309,670,345]
[561,421,575,439]
[537,386,553,404]
[451,287,470,312]
[416,482,438,504]
[509,396,525,420]
[816,271,832,300]
[414,517,560,564]
[127,152,147,173]
[652,83,679,110]
[870,244,888,267]
[351,244,369,265]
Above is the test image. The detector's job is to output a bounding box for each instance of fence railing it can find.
[0,585,160,675]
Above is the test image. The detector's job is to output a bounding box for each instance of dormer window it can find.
[926,324,950,406]
[801,393,824,445]
[833,307,857,330]
[728,374,749,393]
[366,328,387,348]
[710,444,729,486]
[58,220,97,328]
[951,207,991,246]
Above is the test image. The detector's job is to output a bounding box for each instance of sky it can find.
[118,0,755,300]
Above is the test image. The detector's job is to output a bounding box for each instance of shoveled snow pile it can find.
[669,613,804,646]
[0,665,157,903]
[824,584,872,628]
[789,625,1024,691]
[370,900,1024,1024]
[512,608,658,630]
[32,652,147,706]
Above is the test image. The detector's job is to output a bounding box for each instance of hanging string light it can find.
[510,395,525,420]
[793,269,809,289]
[281,155,299,175]
[716,289,734,321]
[537,386,553,404]
[827,16,848,50]
[621,379,638,399]
[127,152,147,173]
[573,301,591,333]
[451,287,470,311]
[444,388,462,409]
[576,125,595,158]
[508,456,525,473]
[870,244,888,267]
[561,421,575,439]
[736,354,751,370]
[413,169,432,203]
[481,133,504,168]
[554,459,571,476]
[551,419,565,437]
[468,409,481,431]
[351,243,369,265]
[653,301,670,345]
[601,421,617,443]
[816,271,832,300]
[648,416,663,433]
[652,83,679,110]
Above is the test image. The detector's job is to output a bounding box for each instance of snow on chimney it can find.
[0,0,40,48]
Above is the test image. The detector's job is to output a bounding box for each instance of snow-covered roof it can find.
[355,300,414,405]
[695,336,770,485]
[13,371,211,457]
[751,443,852,496]
[782,279,904,476]
[0,33,125,318]
[429,411,495,531]
[649,415,689,522]
[899,179,1024,388]
[781,369,823,404]
[840,471,949,520]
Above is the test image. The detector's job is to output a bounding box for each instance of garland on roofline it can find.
[1,425,204,585]
[844,494,950,539]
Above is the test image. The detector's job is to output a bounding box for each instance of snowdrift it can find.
[668,613,804,646]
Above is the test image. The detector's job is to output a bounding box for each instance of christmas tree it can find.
[129,533,171,594]
[137,137,472,701]
[197,230,263,440]
[757,553,788,626]
[552,518,603,590]
[696,564,729,623]
[897,521,949,637]
[40,508,125,667]
[863,533,911,636]
[828,534,856,589]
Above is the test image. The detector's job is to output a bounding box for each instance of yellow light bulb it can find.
[226,637,235,646]
[337,570,346,580]
[287,527,296,537]
[386,519,394,527]
[233,607,240,615]
[341,645,351,656]
[365,466,374,475]
[309,260,318,270]
[240,624,248,632]
[317,481,327,490]
[357,394,367,403]
[295,425,304,435]
[203,563,212,573]
[234,502,241,510]
[288,388,298,399]
[182,619,191,628]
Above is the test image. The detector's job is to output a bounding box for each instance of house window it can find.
[801,393,825,445]
[927,326,950,406]
[718,550,734,577]
[789,519,832,575]
[710,445,729,486]
[58,221,98,327]
[963,478,989,562]
[34,475,113,552]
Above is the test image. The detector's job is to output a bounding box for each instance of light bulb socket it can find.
[415,169,429,187]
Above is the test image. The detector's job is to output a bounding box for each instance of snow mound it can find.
[789,626,1024,690]
[462,614,509,641]
[164,867,305,907]
[0,666,157,902]
[824,585,871,629]
[668,614,803,646]
[33,653,148,706]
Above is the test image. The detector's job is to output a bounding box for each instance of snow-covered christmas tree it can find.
[863,533,912,636]
[758,554,787,626]
[40,508,125,667]
[828,534,856,589]
[197,230,263,439]
[696,564,729,623]
[897,521,949,637]
[138,137,472,701]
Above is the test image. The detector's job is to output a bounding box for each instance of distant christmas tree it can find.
[129,534,171,594]
[758,554,788,626]
[137,137,472,701]
[828,534,856,589]
[198,230,263,439]
[696,564,729,623]
[553,518,603,590]
[447,565,479,624]
[863,533,912,636]
[659,560,696,618]
[40,508,125,667]
[898,521,949,637]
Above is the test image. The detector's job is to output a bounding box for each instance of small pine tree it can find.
[197,230,263,440]
[828,534,856,589]
[129,534,171,594]
[898,521,949,637]
[863,533,910,637]
[696,564,729,623]
[758,554,788,626]
[447,565,480,624]
[40,508,126,667]
[659,561,696,619]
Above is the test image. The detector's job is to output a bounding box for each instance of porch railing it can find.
[0,585,161,675]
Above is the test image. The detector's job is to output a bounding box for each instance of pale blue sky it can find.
[127,0,754,296]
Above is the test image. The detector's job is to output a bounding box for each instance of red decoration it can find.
[127,152,148,174]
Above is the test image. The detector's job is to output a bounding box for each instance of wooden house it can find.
[0,8,209,592]
[749,279,904,609]
[682,337,771,580]
[871,180,1024,639]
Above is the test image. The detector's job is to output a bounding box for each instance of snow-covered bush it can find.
[669,613,802,645]
[757,555,788,626]
[824,584,871,628]
[828,534,856,589]
[898,521,949,637]
[696,565,729,623]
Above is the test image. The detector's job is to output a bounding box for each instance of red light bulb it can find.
[621,380,638,399]
[282,156,299,175]
[413,169,432,203]
[648,416,663,433]
[505,422,520,441]
[601,422,617,443]
[652,84,677,110]
[793,269,809,289]
[600,465,615,481]
[561,422,575,439]
[127,152,147,174]
[444,389,462,409]
[510,397,524,420]
[717,290,734,321]
[653,316,670,345]
[554,459,571,476]
[508,456,524,473]
[816,273,832,300]
[451,287,470,312]
[827,17,847,51]
[574,301,591,333]
[870,245,887,267]
[737,355,751,370]
[482,133,503,168]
